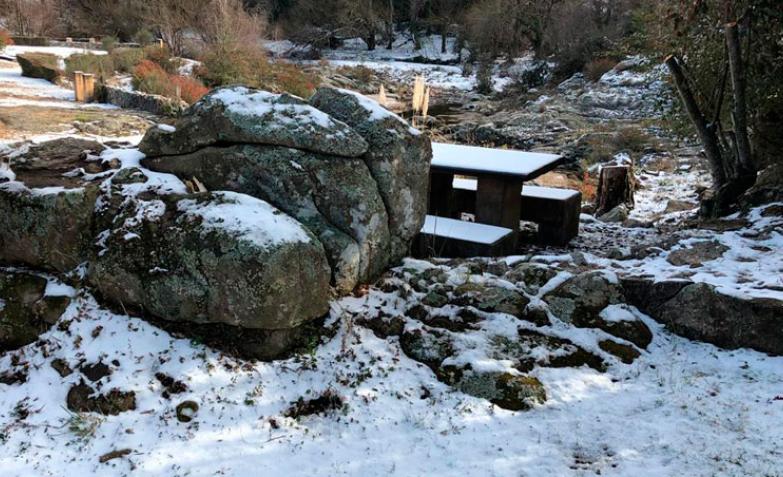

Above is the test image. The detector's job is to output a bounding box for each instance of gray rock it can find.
[139,86,369,158]
[656,282,783,355]
[666,240,728,267]
[0,271,70,352]
[90,188,332,330]
[143,144,391,292]
[598,204,629,223]
[740,163,783,208]
[543,271,624,324]
[0,182,99,272]
[309,87,432,261]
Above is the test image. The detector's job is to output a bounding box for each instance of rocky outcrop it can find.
[143,145,390,292]
[740,163,783,208]
[103,86,188,117]
[91,180,332,330]
[138,87,369,158]
[142,86,431,291]
[0,139,109,271]
[622,277,783,355]
[0,87,430,360]
[0,271,70,352]
[17,52,62,83]
[310,87,432,261]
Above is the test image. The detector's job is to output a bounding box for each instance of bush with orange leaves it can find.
[0,28,13,51]
[133,60,208,105]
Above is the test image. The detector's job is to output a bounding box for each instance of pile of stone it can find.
[0,86,432,359]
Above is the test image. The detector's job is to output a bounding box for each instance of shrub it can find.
[133,60,208,104]
[110,47,145,73]
[583,58,616,82]
[142,44,176,74]
[272,62,319,98]
[133,29,155,46]
[132,60,171,95]
[65,54,115,82]
[169,75,209,104]
[196,43,319,98]
[101,35,118,53]
[0,29,12,51]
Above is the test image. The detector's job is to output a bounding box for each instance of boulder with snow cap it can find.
[142,144,391,292]
[90,188,332,330]
[0,138,113,272]
[309,87,432,261]
[138,86,369,158]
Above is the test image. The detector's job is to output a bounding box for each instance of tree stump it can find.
[595,165,634,216]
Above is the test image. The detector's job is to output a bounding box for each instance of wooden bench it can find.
[451,179,581,246]
[415,215,514,258]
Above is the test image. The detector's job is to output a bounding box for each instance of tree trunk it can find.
[724,22,753,173]
[595,166,634,217]
[440,25,447,53]
[665,55,727,187]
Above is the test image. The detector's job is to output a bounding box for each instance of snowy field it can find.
[1,264,782,477]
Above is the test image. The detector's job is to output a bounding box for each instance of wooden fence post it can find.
[83,74,96,102]
[74,71,84,102]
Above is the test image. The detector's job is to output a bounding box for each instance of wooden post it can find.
[428,171,455,218]
[83,74,96,102]
[74,71,84,102]
[475,175,522,251]
[158,39,164,49]
[595,166,634,216]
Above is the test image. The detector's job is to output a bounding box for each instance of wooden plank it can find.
[428,171,455,218]
[431,142,564,181]
[475,175,522,250]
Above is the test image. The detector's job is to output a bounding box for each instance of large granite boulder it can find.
[17,52,63,83]
[0,271,70,352]
[740,163,783,208]
[138,87,369,158]
[310,87,432,260]
[622,277,783,355]
[91,174,331,330]
[143,145,391,292]
[0,139,109,271]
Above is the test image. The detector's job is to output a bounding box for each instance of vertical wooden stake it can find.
[83,74,95,102]
[74,71,84,102]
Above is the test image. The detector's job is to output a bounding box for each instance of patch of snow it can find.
[177,191,313,247]
[5,45,107,59]
[156,123,176,133]
[599,304,638,323]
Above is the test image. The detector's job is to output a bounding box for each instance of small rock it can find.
[599,339,641,364]
[51,358,73,377]
[598,205,629,223]
[176,400,199,423]
[666,240,729,267]
[67,383,136,415]
[80,361,112,382]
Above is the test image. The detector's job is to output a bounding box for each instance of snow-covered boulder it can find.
[91,177,331,331]
[138,86,370,158]
[309,87,432,261]
[143,145,391,293]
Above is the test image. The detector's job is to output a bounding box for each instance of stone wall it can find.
[103,86,187,116]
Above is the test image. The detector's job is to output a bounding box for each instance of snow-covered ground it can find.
[1,264,782,477]
[3,45,107,59]
[267,34,460,63]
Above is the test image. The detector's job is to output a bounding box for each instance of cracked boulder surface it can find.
[143,86,431,291]
[354,258,653,411]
